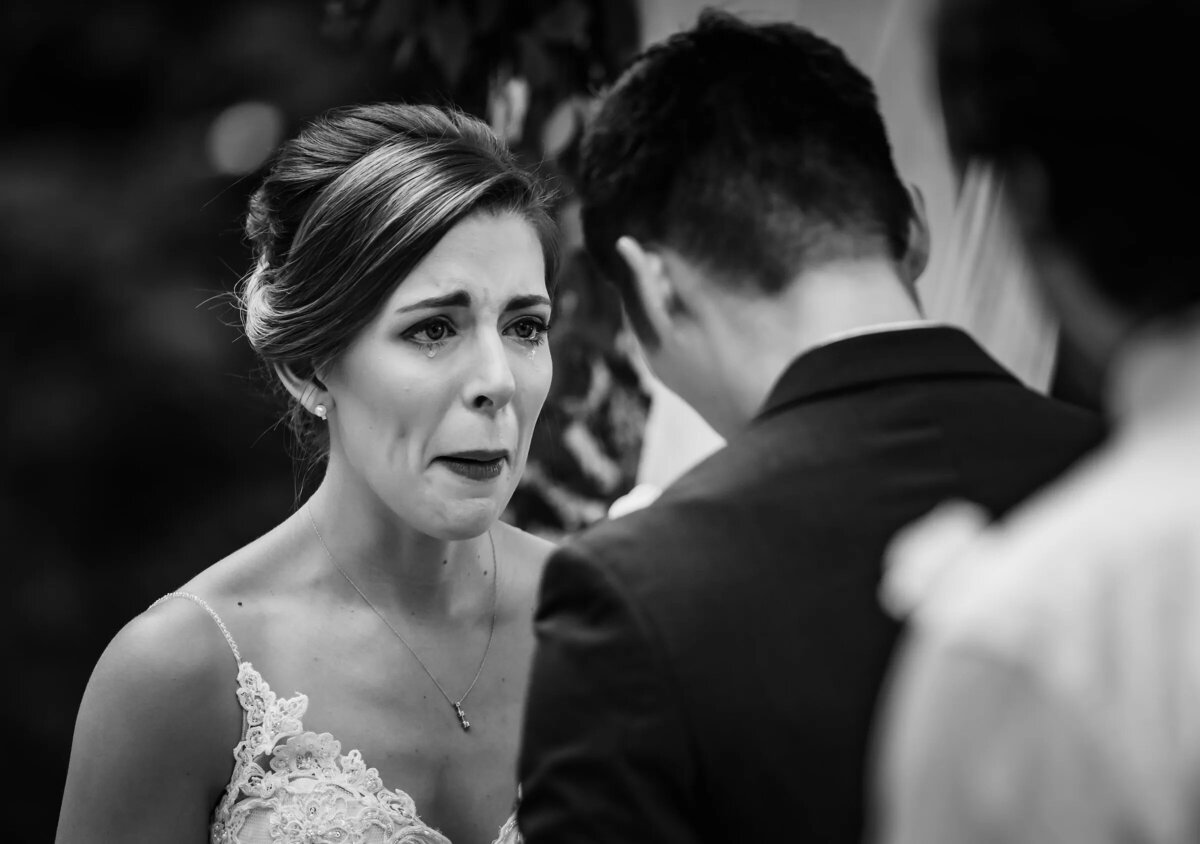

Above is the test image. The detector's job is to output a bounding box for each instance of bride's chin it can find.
[425,502,504,542]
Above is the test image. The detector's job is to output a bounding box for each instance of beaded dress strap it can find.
[150,590,242,664]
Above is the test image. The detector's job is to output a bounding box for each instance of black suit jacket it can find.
[517,327,1104,844]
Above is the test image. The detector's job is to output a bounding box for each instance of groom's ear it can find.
[899,183,931,296]
[615,235,681,346]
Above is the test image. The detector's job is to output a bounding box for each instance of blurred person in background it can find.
[516,10,1103,844]
[56,102,558,844]
[872,0,1200,842]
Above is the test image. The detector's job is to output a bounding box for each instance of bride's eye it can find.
[421,321,448,342]
[404,317,456,352]
[507,316,551,346]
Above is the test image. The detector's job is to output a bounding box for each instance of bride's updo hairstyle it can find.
[238,102,558,462]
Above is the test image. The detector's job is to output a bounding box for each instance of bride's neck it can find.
[304,479,492,621]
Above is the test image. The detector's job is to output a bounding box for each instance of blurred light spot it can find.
[488,75,530,145]
[541,97,580,158]
[206,101,285,176]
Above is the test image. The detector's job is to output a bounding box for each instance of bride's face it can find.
[322,210,553,539]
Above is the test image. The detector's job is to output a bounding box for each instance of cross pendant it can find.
[453,701,470,731]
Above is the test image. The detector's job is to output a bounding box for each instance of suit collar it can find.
[757,325,1016,419]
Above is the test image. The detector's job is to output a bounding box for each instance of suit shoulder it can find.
[554,485,736,587]
[990,384,1108,455]
[985,377,1105,431]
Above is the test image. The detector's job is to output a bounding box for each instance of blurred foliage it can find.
[4,0,642,833]
[322,0,636,125]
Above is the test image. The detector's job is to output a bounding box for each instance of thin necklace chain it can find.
[306,504,498,731]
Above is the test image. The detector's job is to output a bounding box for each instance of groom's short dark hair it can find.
[579,9,913,343]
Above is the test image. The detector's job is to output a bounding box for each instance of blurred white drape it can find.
[869,0,1058,389]
[615,0,1059,505]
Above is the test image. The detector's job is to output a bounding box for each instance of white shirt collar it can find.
[808,320,953,354]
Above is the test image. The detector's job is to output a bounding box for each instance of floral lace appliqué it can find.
[210,662,520,844]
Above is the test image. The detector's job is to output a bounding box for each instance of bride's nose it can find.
[463,329,516,412]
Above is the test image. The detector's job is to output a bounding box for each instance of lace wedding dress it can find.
[153,592,521,844]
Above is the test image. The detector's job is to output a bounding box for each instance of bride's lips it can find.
[434,449,509,481]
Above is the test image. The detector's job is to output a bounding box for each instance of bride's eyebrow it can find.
[504,294,552,312]
[394,291,471,314]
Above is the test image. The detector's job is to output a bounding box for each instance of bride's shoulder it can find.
[69,586,245,796]
[60,582,247,836]
[115,592,242,694]
[495,520,557,561]
[178,513,310,614]
[133,516,307,682]
[72,514,313,793]
[115,521,298,691]
[494,521,558,592]
[122,530,285,694]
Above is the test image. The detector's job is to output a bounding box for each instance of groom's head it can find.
[579,10,925,431]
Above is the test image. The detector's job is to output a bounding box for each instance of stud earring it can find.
[314,404,328,420]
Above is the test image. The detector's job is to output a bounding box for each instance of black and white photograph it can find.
[6,0,1196,842]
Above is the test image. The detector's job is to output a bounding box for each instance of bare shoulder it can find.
[86,594,242,761]
[88,515,303,735]
[57,514,316,841]
[57,594,243,842]
[495,520,557,567]
[170,510,317,650]
[493,521,558,603]
[181,513,305,605]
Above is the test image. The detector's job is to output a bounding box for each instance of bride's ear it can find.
[275,363,331,419]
